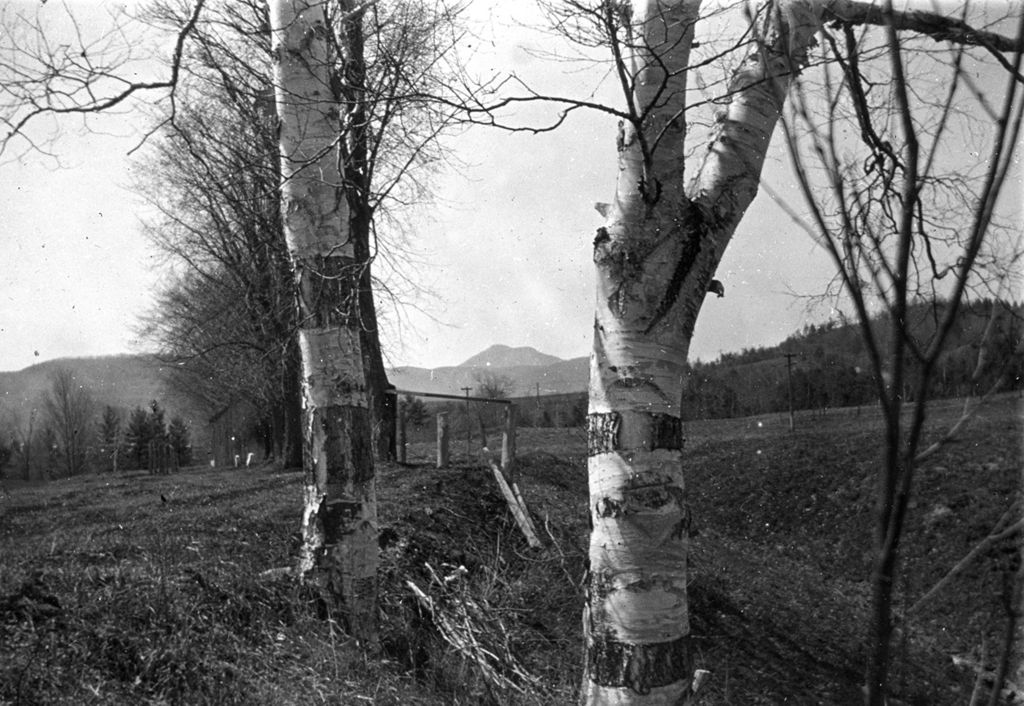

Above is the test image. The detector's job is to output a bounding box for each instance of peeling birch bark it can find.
[584,1,1023,702]
[269,0,378,647]
[583,1,827,702]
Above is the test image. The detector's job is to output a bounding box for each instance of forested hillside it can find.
[0,356,162,409]
[0,356,208,480]
[0,355,202,425]
[685,299,1022,419]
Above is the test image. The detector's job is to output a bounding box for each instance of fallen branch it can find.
[481,449,541,548]
[915,338,1023,465]
[907,503,1023,617]
[406,563,540,696]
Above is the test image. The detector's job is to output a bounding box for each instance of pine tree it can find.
[98,406,123,473]
[125,407,151,471]
[168,416,192,467]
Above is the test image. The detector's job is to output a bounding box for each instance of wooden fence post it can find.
[398,401,407,464]
[384,386,397,461]
[436,412,449,469]
[477,414,488,451]
[501,404,517,477]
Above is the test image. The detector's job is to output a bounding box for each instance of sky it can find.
[0,1,1018,374]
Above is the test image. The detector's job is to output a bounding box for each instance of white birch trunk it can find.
[583,1,823,702]
[269,0,378,646]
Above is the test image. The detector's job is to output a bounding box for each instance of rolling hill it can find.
[0,355,207,437]
[0,355,169,412]
[0,345,588,425]
[3,297,1016,440]
[0,346,589,446]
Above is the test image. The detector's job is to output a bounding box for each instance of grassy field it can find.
[1,394,1020,704]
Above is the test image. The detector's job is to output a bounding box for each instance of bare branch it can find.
[825,1,1024,53]
[0,0,206,160]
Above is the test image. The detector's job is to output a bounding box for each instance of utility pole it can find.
[783,352,797,432]
[460,386,472,457]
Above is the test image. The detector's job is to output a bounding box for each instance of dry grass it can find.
[1,394,1019,704]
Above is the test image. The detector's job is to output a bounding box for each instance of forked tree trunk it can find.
[269,0,378,646]
[582,1,822,702]
[583,2,1020,702]
[583,3,699,701]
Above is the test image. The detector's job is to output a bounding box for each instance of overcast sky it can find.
[0,1,1016,374]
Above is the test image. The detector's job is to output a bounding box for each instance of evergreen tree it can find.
[401,395,429,428]
[147,401,167,441]
[0,436,11,476]
[98,406,123,473]
[168,416,192,467]
[125,407,151,470]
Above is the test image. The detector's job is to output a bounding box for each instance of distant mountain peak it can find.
[458,345,563,369]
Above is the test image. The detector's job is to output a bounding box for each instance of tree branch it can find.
[1,0,206,159]
[825,0,1024,53]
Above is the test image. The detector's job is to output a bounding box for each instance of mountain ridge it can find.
[388,350,588,398]
[457,344,563,369]
[0,347,590,434]
[6,298,1015,432]
[0,354,208,442]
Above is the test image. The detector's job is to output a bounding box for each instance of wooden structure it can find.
[500,405,516,478]
[147,439,179,475]
[387,388,535,545]
[436,412,450,468]
[482,451,540,548]
[209,400,263,469]
[388,388,516,470]
[397,407,408,463]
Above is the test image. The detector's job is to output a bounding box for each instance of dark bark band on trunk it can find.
[586,632,691,694]
[587,411,684,455]
[320,406,374,486]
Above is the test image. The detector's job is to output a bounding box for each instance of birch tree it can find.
[3,0,472,648]
[268,0,378,645]
[137,0,468,462]
[523,2,1024,703]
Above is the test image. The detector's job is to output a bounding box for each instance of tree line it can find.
[685,299,1023,420]
[403,297,1023,431]
[0,369,192,480]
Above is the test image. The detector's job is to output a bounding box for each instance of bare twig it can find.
[406,562,540,696]
[906,506,1022,617]
[1,0,207,159]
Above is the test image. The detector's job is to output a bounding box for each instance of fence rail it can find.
[385,387,593,487]
[396,404,518,470]
[386,388,513,405]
